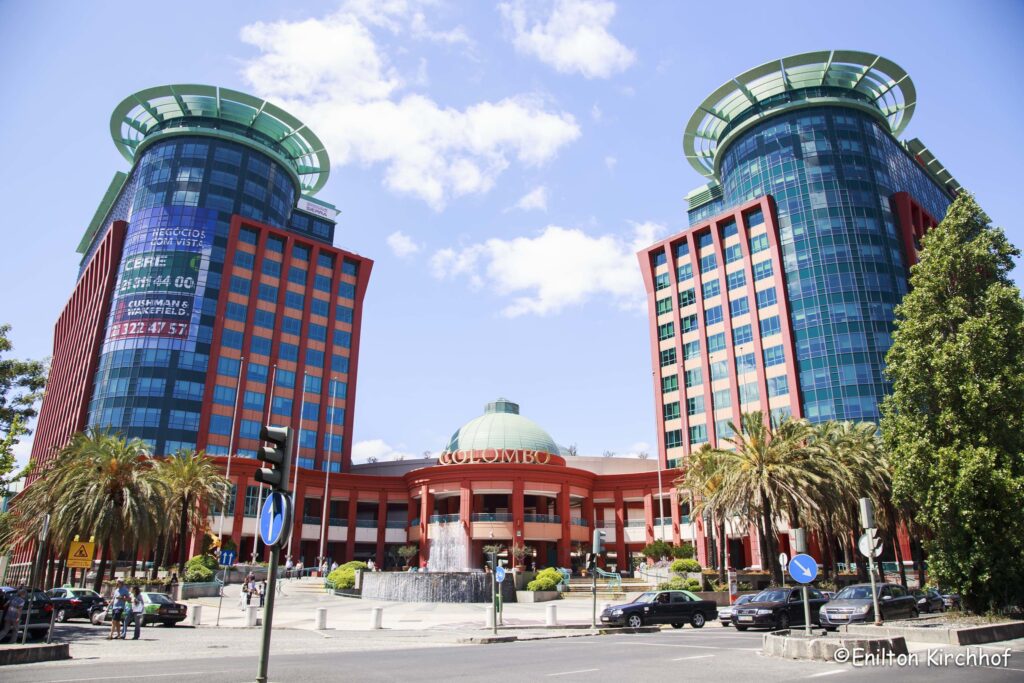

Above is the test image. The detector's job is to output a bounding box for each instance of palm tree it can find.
[680,443,728,582]
[156,449,229,576]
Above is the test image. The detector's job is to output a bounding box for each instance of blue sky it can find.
[2,0,1022,467]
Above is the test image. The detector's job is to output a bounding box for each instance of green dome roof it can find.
[444,399,559,455]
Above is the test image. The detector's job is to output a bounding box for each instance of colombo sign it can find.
[437,449,559,466]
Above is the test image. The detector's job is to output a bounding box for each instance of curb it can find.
[0,643,71,666]
[844,621,1024,646]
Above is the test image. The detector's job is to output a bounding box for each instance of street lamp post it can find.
[318,378,339,566]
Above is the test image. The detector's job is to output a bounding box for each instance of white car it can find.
[718,593,756,626]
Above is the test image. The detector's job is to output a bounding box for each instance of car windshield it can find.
[632,592,658,604]
[144,593,174,605]
[735,594,755,605]
[70,589,100,598]
[679,590,701,602]
[754,590,789,603]
[835,586,875,600]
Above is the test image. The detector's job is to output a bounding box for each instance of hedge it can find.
[671,558,702,574]
[326,561,368,590]
[526,567,562,591]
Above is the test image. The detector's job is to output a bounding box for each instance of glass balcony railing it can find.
[409,517,420,527]
[355,519,378,528]
[523,514,560,524]
[655,517,673,526]
[595,519,609,528]
[429,514,460,524]
[385,520,407,529]
[681,515,691,524]
[570,518,589,527]
[471,513,513,522]
[625,519,646,527]
[329,517,347,527]
[302,515,320,524]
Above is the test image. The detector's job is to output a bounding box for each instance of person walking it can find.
[238,577,249,612]
[257,580,266,608]
[109,579,128,639]
[285,557,294,579]
[126,586,144,640]
[0,586,26,643]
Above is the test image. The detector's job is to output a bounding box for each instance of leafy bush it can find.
[641,540,695,560]
[671,558,702,574]
[326,561,368,590]
[658,577,702,591]
[184,565,214,583]
[527,567,563,591]
[186,555,219,572]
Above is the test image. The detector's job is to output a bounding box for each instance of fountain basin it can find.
[359,571,517,603]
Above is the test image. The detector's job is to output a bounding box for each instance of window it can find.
[745,208,764,227]
[261,258,282,277]
[677,263,693,282]
[244,485,263,517]
[654,273,670,291]
[707,332,726,353]
[336,305,354,323]
[659,348,676,367]
[240,420,261,439]
[210,484,236,516]
[311,297,329,317]
[250,335,272,356]
[739,382,759,405]
[715,419,734,439]
[665,429,683,449]
[683,340,700,360]
[140,349,171,366]
[314,275,332,293]
[131,408,161,428]
[301,401,320,421]
[768,376,789,397]
[282,316,301,335]
[253,309,275,329]
[684,368,702,388]
[266,236,284,253]
[226,302,247,322]
[657,322,675,340]
[222,329,243,349]
[732,324,753,345]
[726,270,746,290]
[704,306,723,326]
[763,345,785,367]
[700,253,717,273]
[239,228,258,245]
[756,287,777,309]
[299,429,317,449]
[173,381,204,401]
[721,221,738,239]
[675,242,689,259]
[288,266,307,286]
[338,282,356,299]
[749,233,769,254]
[217,356,241,377]
[277,369,296,389]
[212,385,236,406]
[663,402,680,421]
[681,314,698,333]
[168,410,200,431]
[331,355,349,373]
[318,253,334,269]
[229,276,250,296]
[271,396,293,416]
[759,315,781,337]
[308,323,327,342]
[306,348,325,367]
[304,374,322,393]
[342,260,358,276]
[698,232,714,249]
[729,298,750,317]
[656,298,673,315]
[678,288,695,307]
[292,244,310,261]
[753,260,773,281]
[248,362,269,383]
[178,352,207,371]
[285,291,305,310]
[702,279,720,299]
[661,375,679,394]
[323,433,342,453]
[257,283,278,304]
[209,414,232,436]
[713,388,731,409]
[724,244,743,264]
[136,377,166,397]
[652,250,667,267]
[689,424,708,445]
[710,360,728,380]
[687,396,705,416]
[243,391,264,412]
[735,352,756,374]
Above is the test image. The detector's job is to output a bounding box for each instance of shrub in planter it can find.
[184,565,214,583]
[186,555,219,573]
[326,561,368,589]
[670,558,702,574]
[526,567,562,591]
[658,577,702,591]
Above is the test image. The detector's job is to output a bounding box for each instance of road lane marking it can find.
[805,671,846,678]
[547,668,600,677]
[615,641,760,651]
[671,655,715,661]
[45,671,237,682]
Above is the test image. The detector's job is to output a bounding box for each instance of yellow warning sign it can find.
[67,542,95,569]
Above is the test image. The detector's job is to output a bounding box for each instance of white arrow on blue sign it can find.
[259,492,292,547]
[495,566,506,583]
[219,549,237,566]
[787,553,818,584]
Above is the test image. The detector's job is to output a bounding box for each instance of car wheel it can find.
[721,622,732,628]
[57,609,68,623]
[775,613,790,631]
[626,614,643,629]
[164,620,176,627]
[735,626,748,631]
[671,622,684,629]
[910,607,919,619]
[691,613,706,629]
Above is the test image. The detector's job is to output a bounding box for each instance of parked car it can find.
[718,593,756,627]
[819,583,918,630]
[913,588,944,614]
[938,590,961,610]
[46,587,107,623]
[600,590,718,629]
[0,587,55,641]
[731,587,829,631]
[91,592,187,627]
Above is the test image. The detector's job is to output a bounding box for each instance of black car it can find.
[819,583,918,630]
[938,590,961,610]
[913,588,944,614]
[731,586,829,631]
[600,590,718,629]
[46,587,107,623]
[0,587,55,641]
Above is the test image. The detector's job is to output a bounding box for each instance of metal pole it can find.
[285,374,307,561]
[217,356,246,541]
[802,584,811,635]
[868,531,882,626]
[318,379,338,565]
[255,542,281,683]
[252,365,278,565]
[490,549,497,635]
[591,568,597,629]
[656,464,666,541]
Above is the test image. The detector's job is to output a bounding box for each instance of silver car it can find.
[718,593,756,627]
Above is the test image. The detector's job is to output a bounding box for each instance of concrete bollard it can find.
[247,605,260,628]
[370,607,383,630]
[485,606,496,629]
[316,607,327,630]
[191,605,202,626]
[545,603,558,627]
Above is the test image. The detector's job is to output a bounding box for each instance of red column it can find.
[696,516,709,567]
[643,491,655,546]
[419,485,432,568]
[582,496,594,533]
[346,496,358,562]
[670,488,681,545]
[375,493,387,567]
[748,522,762,569]
[460,481,472,569]
[512,479,525,547]
[558,484,571,567]
[614,490,626,572]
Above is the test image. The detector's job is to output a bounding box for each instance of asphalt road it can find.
[6,626,1024,682]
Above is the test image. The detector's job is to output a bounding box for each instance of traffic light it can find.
[256,425,293,493]
[592,529,606,555]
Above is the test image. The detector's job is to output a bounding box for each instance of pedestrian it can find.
[331,561,338,573]
[320,560,328,576]
[0,586,26,643]
[168,572,179,598]
[285,557,294,579]
[238,578,249,611]
[244,577,253,606]
[258,580,266,607]
[366,557,375,572]
[109,578,128,639]
[126,586,144,640]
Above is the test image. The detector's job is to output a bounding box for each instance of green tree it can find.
[156,449,229,576]
[0,324,46,495]
[882,192,1024,613]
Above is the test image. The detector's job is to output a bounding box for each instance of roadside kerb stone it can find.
[762,629,908,661]
[0,643,71,666]
[844,621,1024,646]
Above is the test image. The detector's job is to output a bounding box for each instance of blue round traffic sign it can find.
[495,566,506,583]
[788,553,818,584]
[259,492,292,547]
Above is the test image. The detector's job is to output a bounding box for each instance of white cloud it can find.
[387,230,423,258]
[431,220,666,317]
[590,103,603,121]
[499,0,636,79]
[352,438,417,463]
[513,185,548,211]
[240,5,579,210]
[604,155,617,171]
